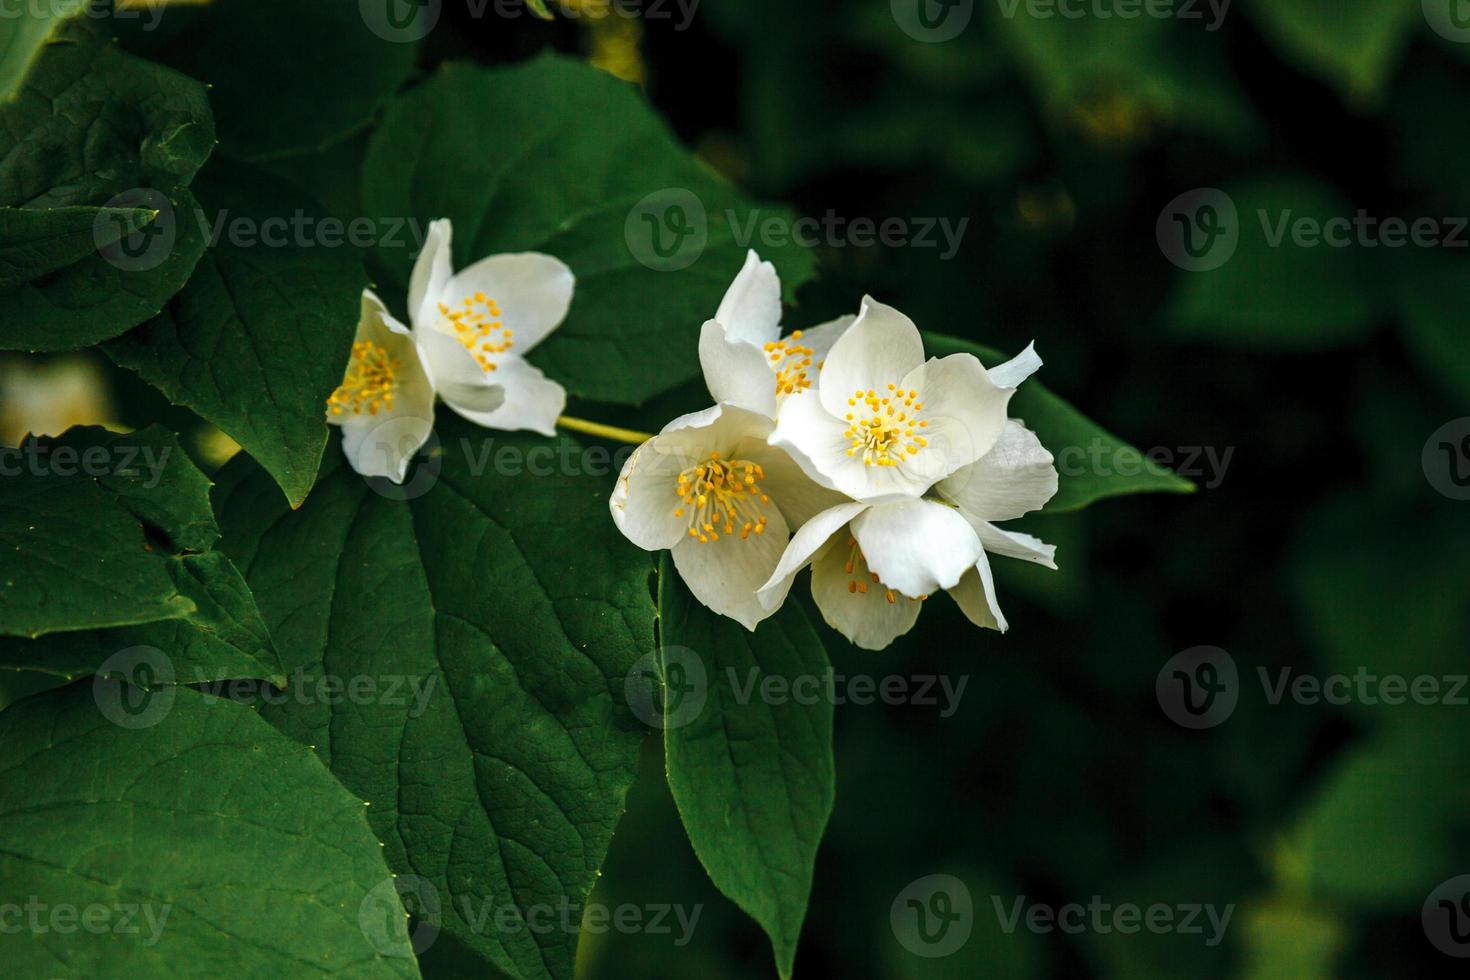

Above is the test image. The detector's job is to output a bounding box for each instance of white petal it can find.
[899,353,1014,484]
[817,296,925,419]
[793,314,855,368]
[747,441,853,529]
[698,319,777,417]
[609,439,689,551]
[332,291,436,484]
[948,553,1008,633]
[851,499,983,597]
[936,420,1058,522]
[671,504,790,631]
[769,389,932,503]
[809,536,921,650]
[444,355,565,436]
[442,252,575,352]
[409,218,454,329]
[974,522,1057,568]
[413,320,506,415]
[986,341,1042,390]
[756,501,870,609]
[714,249,782,346]
[653,403,772,464]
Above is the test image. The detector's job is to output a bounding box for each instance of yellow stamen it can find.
[327,340,400,417]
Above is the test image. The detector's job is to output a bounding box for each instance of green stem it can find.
[556,415,653,445]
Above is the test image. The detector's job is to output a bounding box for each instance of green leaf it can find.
[0,433,199,638]
[0,205,155,288]
[0,0,84,101]
[126,0,420,161]
[1393,249,1470,405]
[213,420,658,980]
[526,0,556,20]
[0,550,286,685]
[0,682,420,976]
[657,559,835,979]
[1242,0,1419,104]
[1281,717,1470,909]
[106,159,364,508]
[1163,175,1378,351]
[924,333,1195,510]
[0,21,214,350]
[361,54,816,405]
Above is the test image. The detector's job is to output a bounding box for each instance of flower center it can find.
[439,292,513,372]
[673,451,770,544]
[763,330,818,398]
[842,537,927,604]
[843,384,928,467]
[328,340,399,417]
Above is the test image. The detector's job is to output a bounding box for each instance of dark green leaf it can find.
[1163,176,1378,351]
[0,21,214,350]
[127,0,419,161]
[658,555,835,980]
[361,54,817,405]
[214,420,658,980]
[0,205,155,288]
[925,332,1195,510]
[1242,0,1419,104]
[0,682,420,976]
[0,0,82,101]
[106,160,364,507]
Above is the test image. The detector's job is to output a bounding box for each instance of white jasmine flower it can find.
[327,290,442,483]
[697,250,855,419]
[408,218,575,436]
[610,403,844,630]
[769,295,1041,503]
[759,414,1059,650]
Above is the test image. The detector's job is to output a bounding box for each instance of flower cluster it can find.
[327,218,574,482]
[612,251,1060,650]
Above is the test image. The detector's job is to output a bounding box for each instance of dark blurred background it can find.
[4,2,1468,977]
